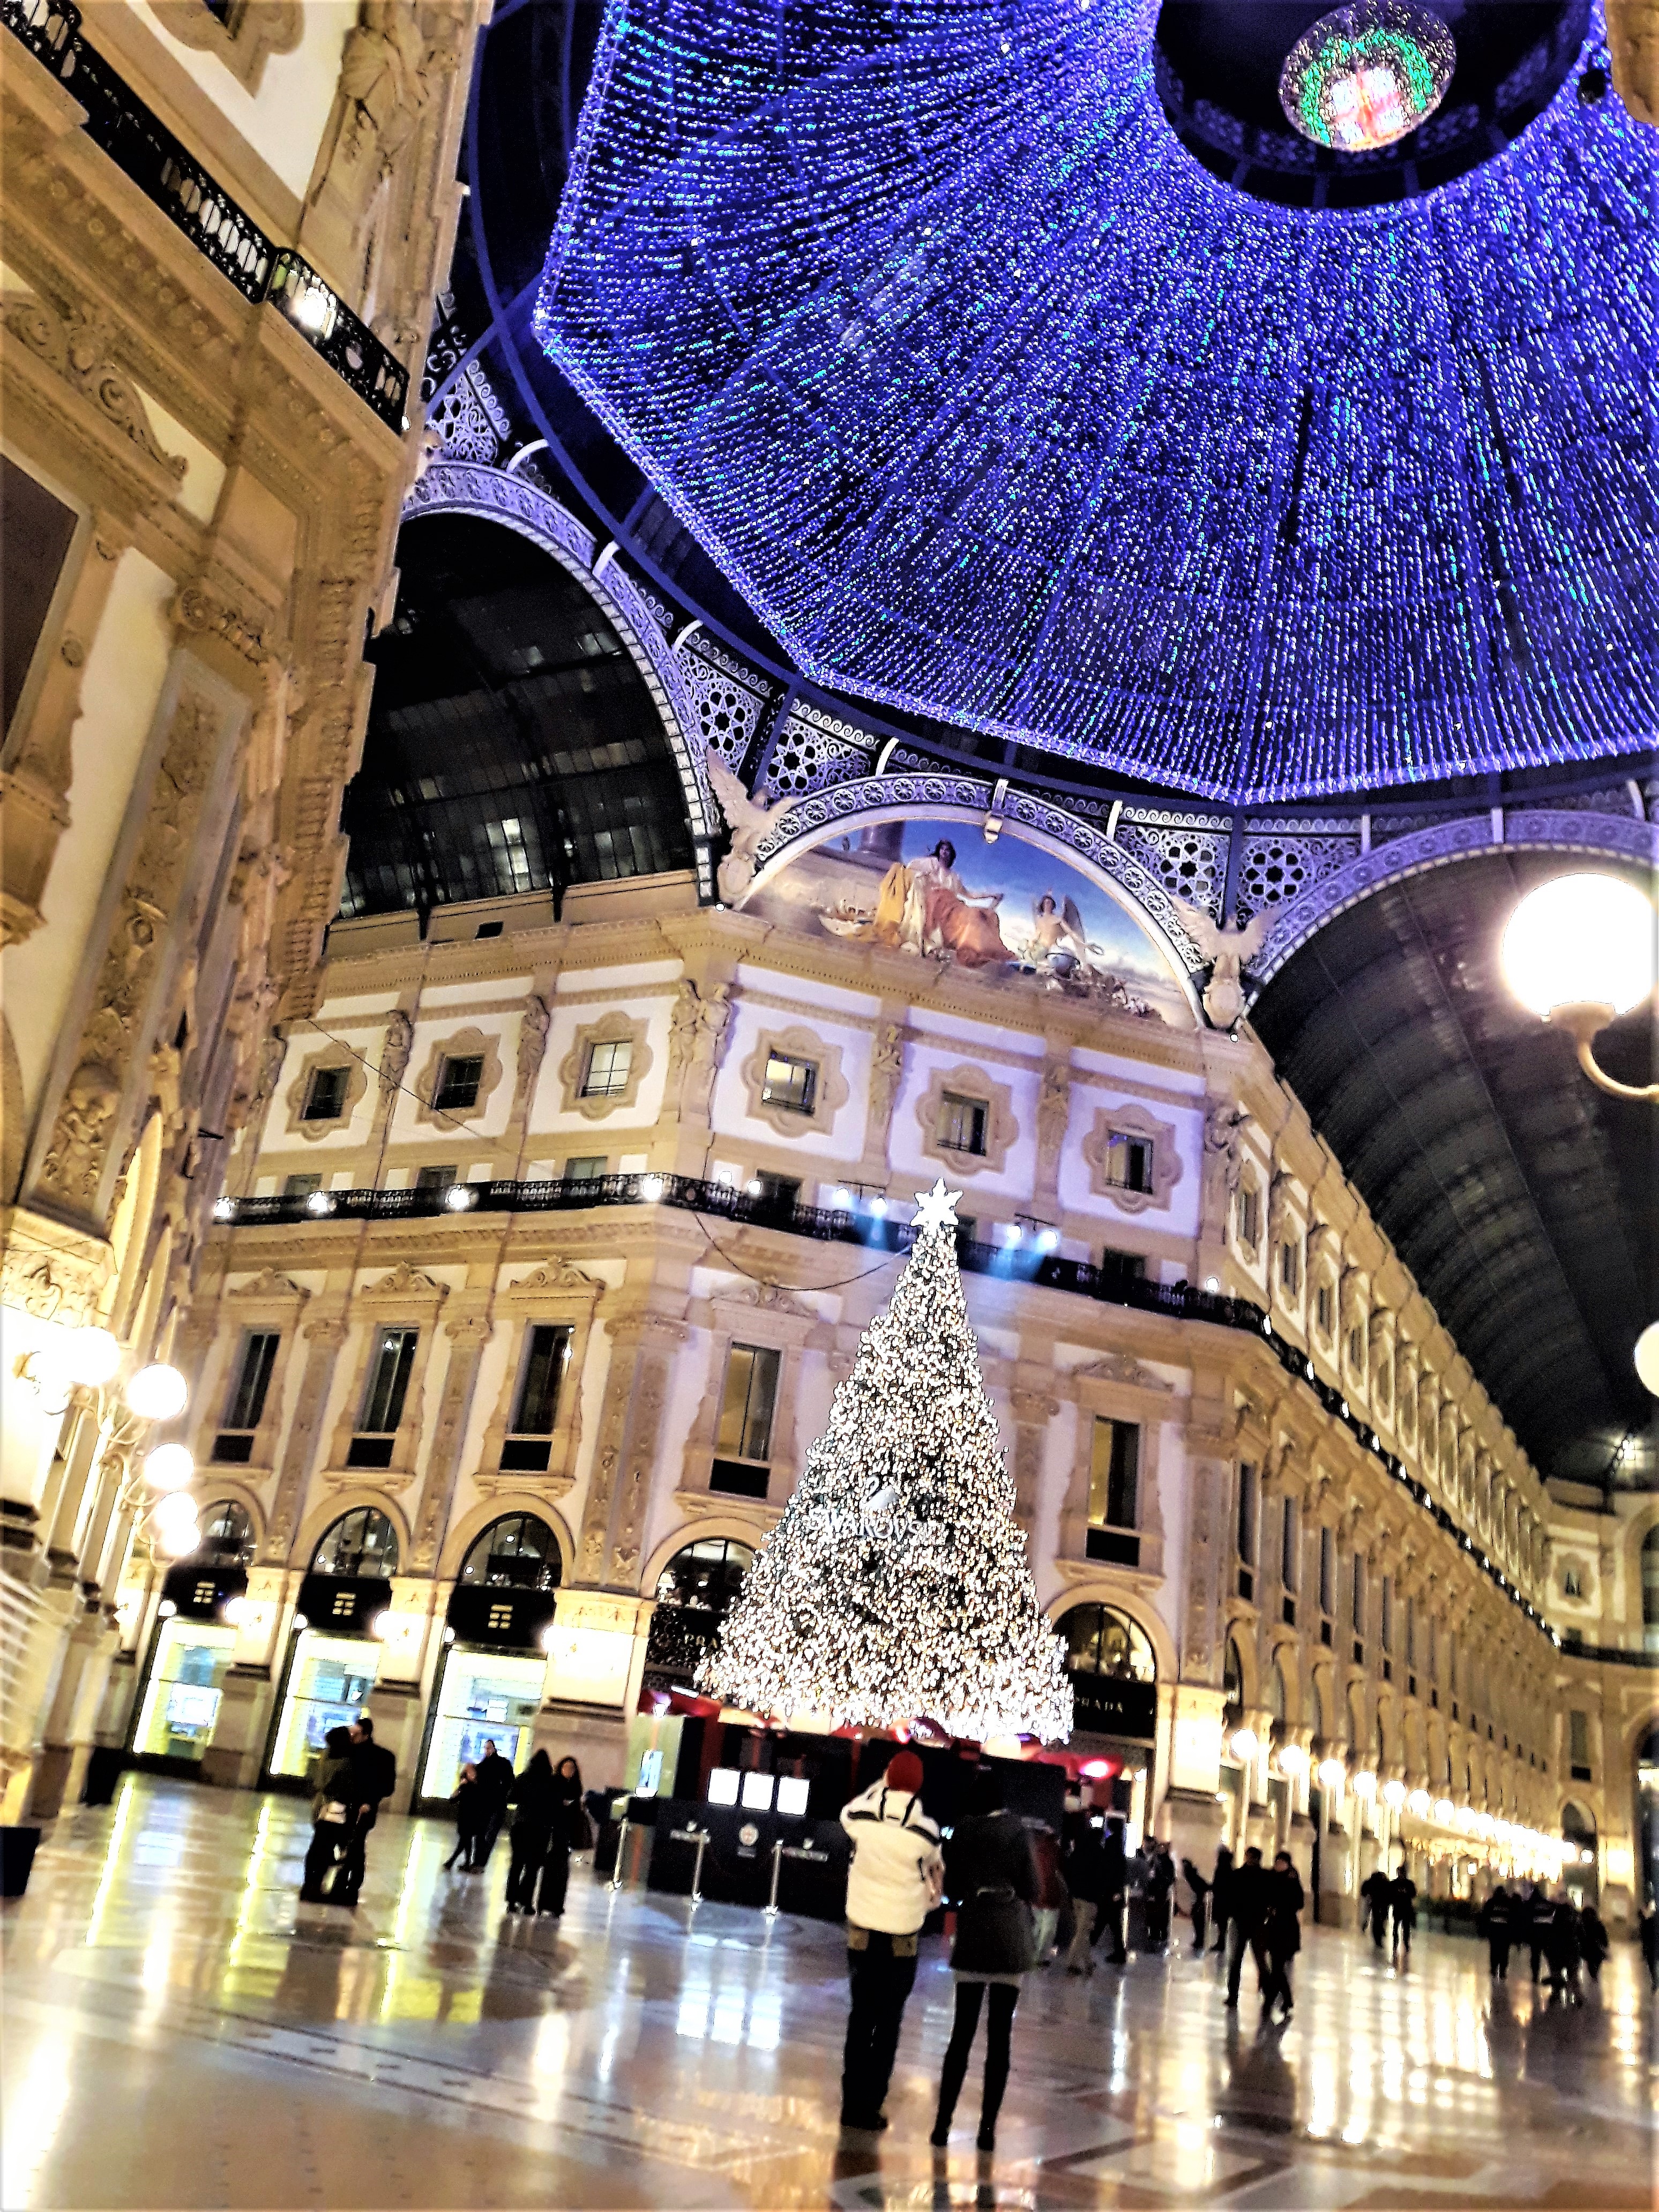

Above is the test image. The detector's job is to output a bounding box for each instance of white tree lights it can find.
[701,1179,1072,1742]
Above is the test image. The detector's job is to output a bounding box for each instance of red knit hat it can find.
[885,1749,925,1795]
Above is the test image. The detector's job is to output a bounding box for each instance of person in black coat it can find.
[1224,1847,1271,2008]
[1209,1844,1235,1959]
[1578,1904,1609,1986]
[1061,1804,1106,1973]
[1094,1817,1129,1964]
[300,1725,355,1900]
[1144,1839,1177,1952]
[1259,1852,1304,2021]
[536,1754,584,1918]
[1527,1884,1555,1983]
[505,1750,558,1912]
[930,1768,1041,2154]
[473,1740,515,1867]
[1390,1863,1417,1961]
[445,1761,485,1872]
[1478,1884,1514,1979]
[333,1716,397,1907]
[1361,1869,1391,1951]
[1545,1892,1582,2004]
[1182,1859,1212,1954]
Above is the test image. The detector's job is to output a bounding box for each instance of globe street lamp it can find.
[1500,874,1658,1100]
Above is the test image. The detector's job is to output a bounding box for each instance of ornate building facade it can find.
[1,0,485,1821]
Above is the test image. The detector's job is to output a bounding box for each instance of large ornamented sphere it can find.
[1280,0,1457,150]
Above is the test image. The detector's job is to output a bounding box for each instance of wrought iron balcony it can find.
[4,0,409,432]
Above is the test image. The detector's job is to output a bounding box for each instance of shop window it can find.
[213,1332,279,1462]
[752,1171,801,1210]
[712,1343,780,1497]
[500,1327,570,1471]
[460,1513,562,1593]
[433,1055,483,1114]
[193,1500,256,1569]
[565,1155,606,1182]
[349,1329,417,1466]
[132,1617,237,1762]
[311,1506,400,1579]
[283,1173,323,1199]
[1101,1132,1153,1194]
[937,1093,988,1157]
[760,1052,817,1116]
[580,1037,633,1098]
[268,1633,382,1779]
[645,1538,754,1683]
[302,1066,350,1122]
[1061,1602,1156,1681]
[415,1164,458,1191]
[1086,1418,1140,1566]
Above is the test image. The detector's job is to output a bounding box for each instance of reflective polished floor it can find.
[3,1781,1654,2210]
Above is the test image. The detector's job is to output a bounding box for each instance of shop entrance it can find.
[415,1513,562,1809]
[126,1503,255,1774]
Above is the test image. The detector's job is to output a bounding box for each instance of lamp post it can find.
[16,1325,198,1561]
[1500,873,1658,1100]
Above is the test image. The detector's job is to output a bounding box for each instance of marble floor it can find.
[2,1780,1654,2211]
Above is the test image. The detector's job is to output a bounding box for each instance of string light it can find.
[536,0,1654,803]
[701,1181,1072,1739]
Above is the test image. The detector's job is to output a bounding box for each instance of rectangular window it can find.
[1315,1282,1334,1335]
[283,1173,322,1199]
[937,1093,989,1157]
[580,1038,633,1098]
[1279,1240,1301,1295]
[1098,1249,1147,1290]
[1281,1495,1298,1593]
[415,1164,457,1191]
[1101,1132,1153,1193]
[752,1171,801,1209]
[759,1053,817,1116]
[213,1331,279,1461]
[1319,1526,1335,1616]
[1237,1462,1257,1564]
[1086,1419,1140,1565]
[714,1343,781,1470]
[1236,1186,1260,1246]
[1347,1324,1364,1370]
[500,1325,571,1470]
[1380,1574,1393,1652]
[565,1155,606,1182]
[302,1065,349,1122]
[432,1056,483,1114]
[1351,1553,1365,1637]
[358,1328,418,1435]
[1568,1710,1591,1778]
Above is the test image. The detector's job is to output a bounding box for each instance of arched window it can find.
[460,1513,561,1592]
[645,1538,754,1684]
[1059,1604,1156,1683]
[1643,1525,1659,1647]
[1223,1635,1244,1706]
[312,1507,399,1579]
[1312,1672,1331,1740]
[1268,1659,1289,1723]
[1561,1801,1596,1851]
[193,1500,255,1570]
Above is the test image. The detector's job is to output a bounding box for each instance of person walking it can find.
[1478,1884,1514,1979]
[1578,1903,1609,1987]
[1209,1844,1235,1960]
[1361,1868,1391,1953]
[1638,1906,1658,1992]
[1096,1817,1129,1965]
[836,1749,942,2134]
[1259,1851,1304,2022]
[300,1724,354,1901]
[1224,1846,1271,2009]
[535,1754,584,1918]
[1527,1882,1556,1984]
[1144,1839,1177,1953]
[1182,1858,1212,1954]
[1061,1801,1105,1975]
[930,1767,1041,2154]
[1545,1891,1582,2005]
[1390,1861,1417,1961]
[504,1750,558,1912]
[333,1715,397,1907]
[444,1760,485,1872]
[473,1739,515,1867]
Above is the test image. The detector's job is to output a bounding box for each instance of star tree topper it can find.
[911,1176,962,1234]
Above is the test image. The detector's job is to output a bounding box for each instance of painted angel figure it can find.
[1170,898,1276,1030]
[1028,891,1093,972]
[705,749,807,903]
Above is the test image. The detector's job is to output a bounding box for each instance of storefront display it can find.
[131,1618,237,1763]
[267,1632,383,1780]
[417,1646,549,1804]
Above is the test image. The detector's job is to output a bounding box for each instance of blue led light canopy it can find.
[537,0,1657,803]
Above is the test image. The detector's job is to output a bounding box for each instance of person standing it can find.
[300,1725,354,1901]
[1209,1844,1235,1960]
[473,1739,515,1867]
[444,1760,485,1872]
[1527,1882,1556,1984]
[333,1715,397,1907]
[1478,1884,1514,1979]
[1144,1839,1177,1953]
[930,1767,1040,2154]
[505,1750,557,1912]
[1182,1858,1212,1955]
[1545,1891,1582,2005]
[536,1754,584,1918]
[1224,1847,1271,2009]
[1578,1902,1609,1986]
[1361,1868,1391,1952]
[1061,1800,1105,1975]
[1096,1817,1129,1965]
[1259,1851,1304,2022]
[1390,1861,1417,1961]
[837,1749,941,2134]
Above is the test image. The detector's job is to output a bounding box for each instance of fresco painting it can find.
[744,818,1195,1028]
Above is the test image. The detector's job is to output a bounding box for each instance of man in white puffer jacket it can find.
[838,1750,943,2133]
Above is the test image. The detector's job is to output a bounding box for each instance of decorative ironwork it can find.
[3,0,409,432]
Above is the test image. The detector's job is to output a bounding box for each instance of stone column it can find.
[1007,1388,1058,1537]
[409,1311,495,1573]
[263,1314,348,1564]
[573,1314,685,1590]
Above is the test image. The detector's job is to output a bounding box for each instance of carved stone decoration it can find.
[865,1018,906,1154]
[33,690,220,1222]
[410,1313,495,1571]
[1070,1351,1174,1393]
[509,1259,599,1296]
[1034,1059,1071,1197]
[1080,1102,1183,1214]
[667,980,731,1118]
[262,1315,350,1561]
[1183,1459,1225,1679]
[574,1315,684,1586]
[365,1262,449,1303]
[515,992,551,1102]
[1,292,186,483]
[1203,1103,1250,1193]
[1606,0,1659,124]
[149,1,303,91]
[1007,1388,1058,1530]
[229,1267,309,1302]
[171,581,279,672]
[377,1010,413,1097]
[310,3,434,222]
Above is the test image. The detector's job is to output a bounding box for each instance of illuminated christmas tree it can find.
[701,1180,1072,1742]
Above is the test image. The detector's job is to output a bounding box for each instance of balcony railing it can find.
[214,1165,1553,1642]
[3,0,409,432]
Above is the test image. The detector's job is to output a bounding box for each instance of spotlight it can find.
[443,1183,476,1212]
[305,1190,335,1216]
